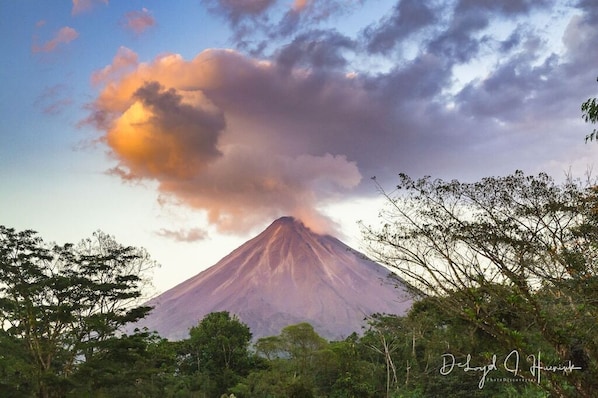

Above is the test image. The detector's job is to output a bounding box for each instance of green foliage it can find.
[67,331,176,397]
[248,324,383,397]
[581,77,598,142]
[177,311,255,396]
[0,226,157,398]
[0,329,35,397]
[254,335,284,360]
[362,171,598,397]
[280,323,327,375]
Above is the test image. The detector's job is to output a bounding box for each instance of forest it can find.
[2,169,597,397]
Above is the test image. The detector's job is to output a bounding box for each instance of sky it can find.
[1,0,596,294]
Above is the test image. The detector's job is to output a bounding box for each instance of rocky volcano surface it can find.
[137,217,412,340]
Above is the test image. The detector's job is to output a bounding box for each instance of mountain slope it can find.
[138,217,412,340]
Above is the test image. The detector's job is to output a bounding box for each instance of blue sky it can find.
[1,0,596,293]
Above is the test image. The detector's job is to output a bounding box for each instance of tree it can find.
[363,315,401,398]
[0,328,35,397]
[325,335,379,398]
[179,311,254,395]
[254,335,284,361]
[249,323,329,397]
[361,171,598,397]
[280,322,328,378]
[68,330,175,397]
[367,300,548,398]
[0,226,157,398]
[582,76,598,142]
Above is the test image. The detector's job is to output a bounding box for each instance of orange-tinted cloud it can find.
[292,0,311,12]
[122,8,156,35]
[32,26,79,53]
[92,46,139,86]
[107,81,225,180]
[88,48,363,234]
[72,0,108,15]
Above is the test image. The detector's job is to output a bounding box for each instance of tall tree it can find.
[363,315,401,398]
[0,226,157,398]
[582,77,598,142]
[248,323,332,397]
[179,311,254,396]
[362,171,598,397]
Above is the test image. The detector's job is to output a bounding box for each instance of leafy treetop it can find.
[582,76,598,142]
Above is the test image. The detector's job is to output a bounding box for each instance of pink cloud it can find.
[292,0,310,12]
[91,46,139,86]
[72,0,108,15]
[32,26,79,53]
[122,8,156,35]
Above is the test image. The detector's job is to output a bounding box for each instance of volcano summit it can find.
[138,217,412,340]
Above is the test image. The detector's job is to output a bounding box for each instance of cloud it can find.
[72,0,108,15]
[88,1,598,234]
[159,149,361,234]
[106,81,225,180]
[203,0,362,52]
[88,49,364,233]
[424,0,552,63]
[453,2,598,129]
[279,0,356,26]
[92,46,139,86]
[35,84,74,115]
[203,0,351,25]
[275,30,354,70]
[32,26,79,53]
[202,0,276,25]
[454,0,551,15]
[562,14,598,69]
[292,0,310,12]
[364,0,436,55]
[156,228,208,242]
[122,8,156,35]
[272,0,366,46]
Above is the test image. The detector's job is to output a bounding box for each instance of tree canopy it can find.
[361,171,598,397]
[0,227,158,397]
[178,311,255,395]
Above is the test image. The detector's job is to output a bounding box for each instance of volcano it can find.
[138,217,412,340]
